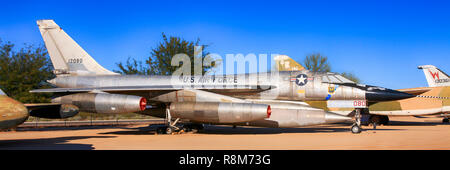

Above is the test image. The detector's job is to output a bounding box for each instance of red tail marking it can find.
[429,70,440,80]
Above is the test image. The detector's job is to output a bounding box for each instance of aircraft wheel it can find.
[351,124,362,134]
[443,118,449,123]
[166,127,174,134]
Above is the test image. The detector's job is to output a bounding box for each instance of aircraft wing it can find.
[30,85,276,93]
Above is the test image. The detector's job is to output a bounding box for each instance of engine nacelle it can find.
[52,93,147,114]
[170,102,271,123]
[29,104,79,119]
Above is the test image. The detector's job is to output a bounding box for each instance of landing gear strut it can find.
[155,106,204,134]
[156,107,180,134]
[351,109,363,134]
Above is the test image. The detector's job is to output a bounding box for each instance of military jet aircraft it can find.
[31,20,415,134]
[306,65,450,126]
[366,65,450,125]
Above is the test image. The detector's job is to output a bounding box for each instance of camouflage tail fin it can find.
[418,65,450,87]
[273,55,305,71]
[36,20,119,76]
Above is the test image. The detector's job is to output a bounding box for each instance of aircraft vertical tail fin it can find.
[418,65,450,87]
[36,20,119,76]
[273,55,305,71]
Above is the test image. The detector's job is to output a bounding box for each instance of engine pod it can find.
[170,102,270,123]
[52,93,146,114]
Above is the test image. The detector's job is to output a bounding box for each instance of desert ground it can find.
[1,116,449,150]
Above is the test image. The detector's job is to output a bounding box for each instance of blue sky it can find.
[1,0,449,89]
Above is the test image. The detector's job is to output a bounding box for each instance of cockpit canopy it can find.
[320,73,355,84]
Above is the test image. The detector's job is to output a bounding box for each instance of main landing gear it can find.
[351,109,363,134]
[155,107,204,135]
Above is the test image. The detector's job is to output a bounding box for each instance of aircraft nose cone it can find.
[365,89,415,101]
[324,112,352,124]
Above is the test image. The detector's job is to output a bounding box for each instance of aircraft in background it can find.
[308,65,450,125]
[366,65,449,124]
[31,20,415,134]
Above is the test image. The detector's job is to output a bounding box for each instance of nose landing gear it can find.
[351,109,363,134]
[351,124,362,134]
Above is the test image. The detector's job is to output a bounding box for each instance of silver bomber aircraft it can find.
[31,20,415,134]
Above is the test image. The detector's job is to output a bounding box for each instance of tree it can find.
[0,40,54,103]
[115,33,214,75]
[303,53,331,72]
[115,57,150,75]
[340,72,360,84]
[302,53,360,83]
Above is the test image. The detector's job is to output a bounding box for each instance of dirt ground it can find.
[1,116,449,150]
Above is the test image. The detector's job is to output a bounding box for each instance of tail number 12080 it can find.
[68,58,83,64]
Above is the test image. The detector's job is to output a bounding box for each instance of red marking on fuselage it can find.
[139,98,147,111]
[429,70,440,80]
